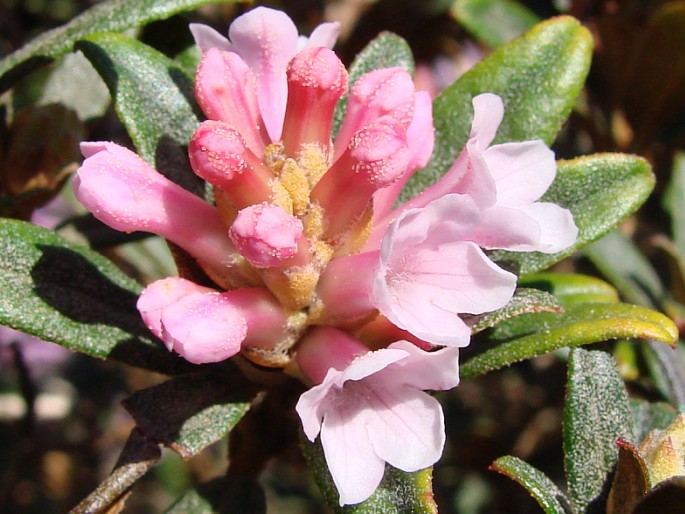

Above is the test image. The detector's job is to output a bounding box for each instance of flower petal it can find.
[227,6,299,141]
[470,93,504,149]
[374,194,518,346]
[189,23,232,53]
[381,341,461,391]
[366,385,445,472]
[483,140,556,203]
[505,201,578,253]
[302,21,341,50]
[320,399,387,506]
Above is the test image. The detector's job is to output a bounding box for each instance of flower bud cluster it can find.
[73,6,578,506]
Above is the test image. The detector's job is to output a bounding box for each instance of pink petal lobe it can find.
[228,7,299,141]
[320,397,387,506]
[470,93,504,149]
[380,340,461,391]
[303,21,341,49]
[189,23,232,53]
[507,202,578,253]
[365,385,445,472]
[483,140,556,203]
[374,199,517,346]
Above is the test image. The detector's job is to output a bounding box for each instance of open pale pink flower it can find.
[373,194,517,347]
[369,93,577,253]
[296,327,460,506]
[190,7,340,142]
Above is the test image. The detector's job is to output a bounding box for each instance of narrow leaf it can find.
[663,152,685,260]
[71,429,161,514]
[333,32,414,137]
[564,348,635,513]
[585,229,685,407]
[462,303,678,379]
[301,436,437,514]
[630,399,678,444]
[0,0,238,92]
[0,219,191,374]
[585,229,665,307]
[123,372,254,460]
[490,154,655,275]
[403,16,592,200]
[452,0,539,48]
[519,273,620,305]
[467,287,562,335]
[78,33,204,196]
[490,455,571,514]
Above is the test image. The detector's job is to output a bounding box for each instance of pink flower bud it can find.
[334,67,415,159]
[315,250,378,324]
[195,48,267,155]
[74,142,239,274]
[312,117,410,238]
[138,279,287,364]
[189,121,274,209]
[281,46,348,156]
[295,326,369,385]
[229,202,305,268]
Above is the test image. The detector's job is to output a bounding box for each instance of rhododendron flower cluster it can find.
[73,6,577,505]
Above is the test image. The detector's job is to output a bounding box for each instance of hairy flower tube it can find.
[73,5,578,506]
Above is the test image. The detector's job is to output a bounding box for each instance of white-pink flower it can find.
[295,327,460,506]
[373,194,517,347]
[369,93,578,253]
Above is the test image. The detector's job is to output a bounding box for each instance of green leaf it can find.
[302,436,437,514]
[642,342,685,409]
[38,51,110,120]
[468,287,562,335]
[332,32,414,137]
[629,399,678,453]
[452,0,539,48]
[490,154,655,275]
[462,302,678,379]
[0,218,191,374]
[663,152,685,260]
[403,16,592,200]
[78,33,204,196]
[123,372,255,460]
[564,348,635,513]
[519,272,620,305]
[585,229,685,407]
[490,455,571,514]
[0,0,238,93]
[71,429,161,514]
[585,229,665,308]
